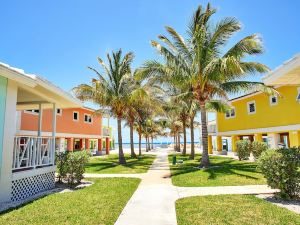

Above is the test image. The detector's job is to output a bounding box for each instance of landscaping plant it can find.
[236,140,251,160]
[251,141,268,160]
[55,151,69,183]
[258,147,300,199]
[56,151,90,186]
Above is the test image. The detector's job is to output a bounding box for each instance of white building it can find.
[0,62,81,204]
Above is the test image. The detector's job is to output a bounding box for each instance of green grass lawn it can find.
[85,154,155,174]
[0,178,140,225]
[169,154,266,186]
[176,195,300,225]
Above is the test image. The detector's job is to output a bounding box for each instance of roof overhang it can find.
[0,62,82,110]
[263,54,300,85]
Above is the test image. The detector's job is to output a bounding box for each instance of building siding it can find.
[20,108,102,136]
[0,76,7,169]
[217,85,300,132]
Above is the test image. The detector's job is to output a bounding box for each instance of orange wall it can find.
[20,108,102,135]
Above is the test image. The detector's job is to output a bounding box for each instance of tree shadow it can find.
[85,154,155,173]
[169,154,263,182]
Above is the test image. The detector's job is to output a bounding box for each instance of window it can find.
[73,111,79,121]
[84,114,92,123]
[225,107,235,119]
[269,95,278,106]
[247,101,256,114]
[25,109,39,114]
[297,87,300,102]
[56,108,62,115]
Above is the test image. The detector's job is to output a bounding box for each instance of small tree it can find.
[55,151,69,183]
[56,151,90,187]
[258,148,300,199]
[236,140,251,160]
[252,141,268,160]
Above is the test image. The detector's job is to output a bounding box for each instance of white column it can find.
[267,133,280,149]
[15,111,21,133]
[51,104,57,165]
[58,138,65,152]
[0,80,17,202]
[37,103,43,137]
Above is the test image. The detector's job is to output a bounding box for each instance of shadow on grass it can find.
[169,154,262,182]
[85,154,155,173]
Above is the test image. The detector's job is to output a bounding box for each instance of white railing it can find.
[12,136,55,171]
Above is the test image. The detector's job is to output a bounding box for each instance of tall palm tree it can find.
[73,49,135,165]
[141,3,274,167]
[187,100,199,159]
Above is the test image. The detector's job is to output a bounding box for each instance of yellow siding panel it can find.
[217,86,300,132]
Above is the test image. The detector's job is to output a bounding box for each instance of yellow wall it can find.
[217,86,300,132]
[289,131,300,147]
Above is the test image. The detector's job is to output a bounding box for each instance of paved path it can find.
[114,148,277,225]
[178,185,277,198]
[115,149,178,225]
[83,148,277,225]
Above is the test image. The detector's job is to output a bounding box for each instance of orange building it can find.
[17,107,111,154]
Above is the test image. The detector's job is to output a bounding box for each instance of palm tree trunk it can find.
[200,105,209,167]
[151,136,154,149]
[138,131,142,156]
[182,119,187,155]
[130,122,136,158]
[117,116,126,165]
[173,134,176,151]
[190,115,195,160]
[177,133,181,152]
[148,136,151,151]
[146,136,149,152]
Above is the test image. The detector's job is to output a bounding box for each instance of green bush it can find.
[258,148,300,199]
[55,151,69,183]
[236,140,251,160]
[56,151,90,186]
[251,141,268,160]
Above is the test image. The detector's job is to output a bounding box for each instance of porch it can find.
[0,63,81,204]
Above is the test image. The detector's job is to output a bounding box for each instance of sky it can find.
[1,0,300,143]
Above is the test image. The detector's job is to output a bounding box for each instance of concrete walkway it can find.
[113,148,277,225]
[115,149,178,225]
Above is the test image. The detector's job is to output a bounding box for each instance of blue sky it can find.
[1,0,300,143]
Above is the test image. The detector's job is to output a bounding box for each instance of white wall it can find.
[0,80,17,202]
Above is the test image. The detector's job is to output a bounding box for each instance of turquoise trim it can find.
[0,76,7,168]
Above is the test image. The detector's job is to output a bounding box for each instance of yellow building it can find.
[208,54,300,154]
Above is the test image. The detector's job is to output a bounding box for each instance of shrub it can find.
[251,141,268,160]
[55,151,69,183]
[258,147,300,199]
[236,140,251,160]
[56,151,90,186]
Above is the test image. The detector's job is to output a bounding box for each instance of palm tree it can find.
[187,100,199,159]
[73,49,135,165]
[142,3,274,167]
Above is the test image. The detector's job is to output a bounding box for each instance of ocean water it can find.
[114,142,200,149]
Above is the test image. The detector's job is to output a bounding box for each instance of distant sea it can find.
[114,142,200,149]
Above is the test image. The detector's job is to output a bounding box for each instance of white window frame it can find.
[56,108,62,116]
[247,101,256,115]
[269,95,278,106]
[24,109,40,115]
[84,113,93,124]
[296,87,300,102]
[225,107,236,119]
[73,111,79,121]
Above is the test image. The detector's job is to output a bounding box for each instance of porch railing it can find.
[12,136,55,171]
